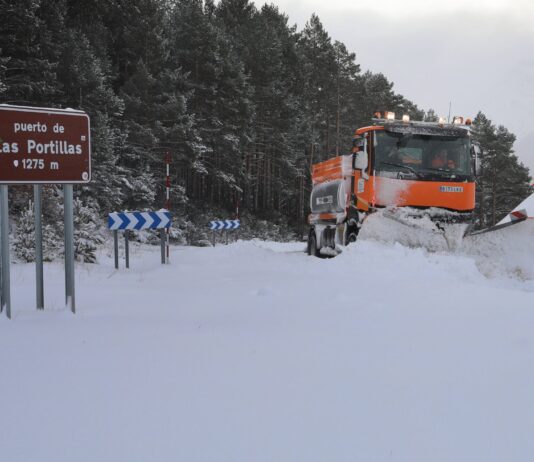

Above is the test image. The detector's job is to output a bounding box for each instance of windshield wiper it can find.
[380,161,423,179]
[421,166,451,173]
[420,167,461,178]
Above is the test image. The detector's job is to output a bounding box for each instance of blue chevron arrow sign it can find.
[209,219,240,230]
[108,210,172,230]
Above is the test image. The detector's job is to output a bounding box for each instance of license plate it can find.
[439,186,463,193]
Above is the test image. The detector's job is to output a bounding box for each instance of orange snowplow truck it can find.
[307,113,482,256]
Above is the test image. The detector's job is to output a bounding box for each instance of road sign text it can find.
[0,105,91,184]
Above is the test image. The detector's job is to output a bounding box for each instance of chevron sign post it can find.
[108,210,172,269]
[208,219,240,246]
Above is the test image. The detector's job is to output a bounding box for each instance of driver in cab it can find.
[431,148,456,169]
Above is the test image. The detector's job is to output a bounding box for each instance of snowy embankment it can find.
[1,238,534,461]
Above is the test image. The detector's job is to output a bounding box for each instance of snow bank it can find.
[462,219,534,280]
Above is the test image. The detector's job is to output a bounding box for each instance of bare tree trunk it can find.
[254,149,260,212]
[309,142,315,175]
[266,155,272,211]
[326,107,330,157]
[492,167,497,225]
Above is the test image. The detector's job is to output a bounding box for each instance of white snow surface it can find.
[1,239,534,461]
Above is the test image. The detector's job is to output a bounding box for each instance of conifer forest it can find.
[0,0,531,261]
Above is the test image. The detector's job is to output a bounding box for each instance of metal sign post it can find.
[34,185,44,310]
[113,230,119,269]
[164,152,171,262]
[64,185,75,313]
[0,187,3,312]
[124,230,130,269]
[160,229,165,264]
[0,218,1,313]
[0,185,11,319]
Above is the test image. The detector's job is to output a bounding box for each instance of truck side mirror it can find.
[352,134,369,179]
[354,150,368,171]
[471,144,482,176]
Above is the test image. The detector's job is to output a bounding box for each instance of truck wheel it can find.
[307,232,319,257]
[347,232,358,244]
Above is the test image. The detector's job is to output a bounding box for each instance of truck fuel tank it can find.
[310,179,349,214]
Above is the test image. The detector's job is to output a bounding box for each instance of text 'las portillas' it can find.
[1,121,84,155]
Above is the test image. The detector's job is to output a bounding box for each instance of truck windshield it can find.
[374,131,471,179]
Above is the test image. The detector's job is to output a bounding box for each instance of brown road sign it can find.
[0,105,91,184]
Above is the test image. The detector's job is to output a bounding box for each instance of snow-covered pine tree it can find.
[332,41,361,155]
[472,112,531,227]
[243,4,303,219]
[297,14,338,166]
[424,109,439,122]
[167,0,253,220]
[58,27,128,214]
[13,198,59,262]
[0,0,62,105]
[40,186,67,261]
[73,198,103,263]
[13,200,35,262]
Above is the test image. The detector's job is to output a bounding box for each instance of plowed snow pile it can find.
[358,209,464,252]
[463,220,534,280]
[358,207,534,281]
[1,238,534,462]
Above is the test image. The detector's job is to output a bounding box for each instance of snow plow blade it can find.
[358,203,533,253]
[467,210,528,236]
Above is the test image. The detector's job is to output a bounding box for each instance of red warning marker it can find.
[509,209,528,222]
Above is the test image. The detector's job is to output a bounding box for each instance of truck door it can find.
[353,130,373,211]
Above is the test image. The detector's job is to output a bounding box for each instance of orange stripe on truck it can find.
[312,155,353,184]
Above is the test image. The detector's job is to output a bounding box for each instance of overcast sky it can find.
[253,0,534,174]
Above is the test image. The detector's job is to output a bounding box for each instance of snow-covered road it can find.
[1,239,534,461]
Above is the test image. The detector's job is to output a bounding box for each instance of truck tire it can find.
[307,232,319,257]
[347,232,358,244]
